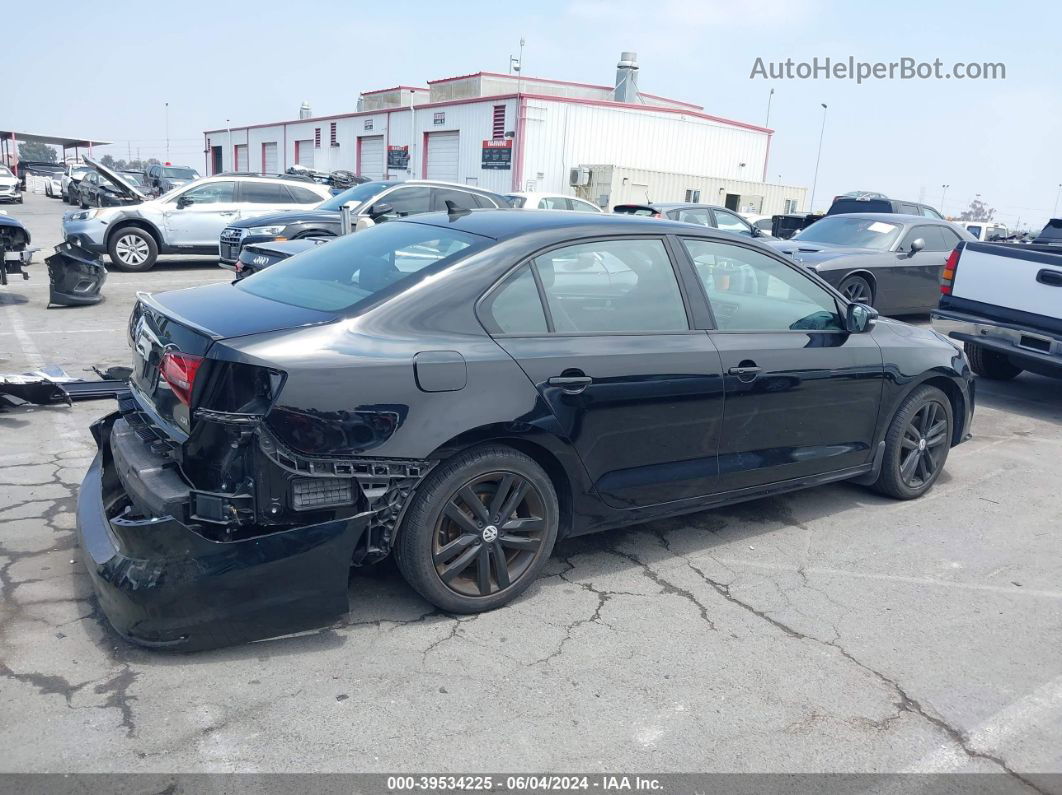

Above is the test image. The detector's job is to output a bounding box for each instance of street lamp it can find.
[808,103,827,213]
[941,184,949,212]
[1054,183,1062,217]
[165,102,170,162]
[765,88,775,128]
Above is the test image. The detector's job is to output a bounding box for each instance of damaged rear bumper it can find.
[77,412,371,650]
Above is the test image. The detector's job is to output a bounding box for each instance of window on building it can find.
[330,122,338,147]
[492,105,506,139]
[364,119,374,130]
[684,189,701,203]
[314,128,321,148]
[433,112,445,126]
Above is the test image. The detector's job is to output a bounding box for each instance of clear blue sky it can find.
[5,0,1059,227]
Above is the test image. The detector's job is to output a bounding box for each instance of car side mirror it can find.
[176,195,193,209]
[845,302,878,333]
[369,202,394,221]
[909,238,925,254]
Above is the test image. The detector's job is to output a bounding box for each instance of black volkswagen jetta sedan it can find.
[78,210,974,650]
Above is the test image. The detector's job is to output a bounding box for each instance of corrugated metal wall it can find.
[218,98,518,193]
[519,100,771,195]
[580,165,807,215]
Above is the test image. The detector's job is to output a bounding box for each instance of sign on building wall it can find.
[481,139,512,170]
[387,145,409,170]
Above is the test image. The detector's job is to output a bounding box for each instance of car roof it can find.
[398,208,745,240]
[616,202,730,212]
[821,212,939,222]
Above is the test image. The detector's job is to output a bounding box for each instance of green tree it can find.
[959,197,995,222]
[18,141,58,163]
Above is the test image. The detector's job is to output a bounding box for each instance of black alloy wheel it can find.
[897,400,949,489]
[873,385,953,499]
[433,472,547,598]
[839,275,874,306]
[395,445,559,613]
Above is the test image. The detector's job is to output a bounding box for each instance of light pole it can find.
[1054,183,1062,217]
[808,103,827,213]
[941,184,949,212]
[165,102,170,162]
[765,88,774,128]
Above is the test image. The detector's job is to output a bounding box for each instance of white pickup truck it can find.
[932,219,1062,380]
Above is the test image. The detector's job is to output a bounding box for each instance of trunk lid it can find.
[129,283,337,438]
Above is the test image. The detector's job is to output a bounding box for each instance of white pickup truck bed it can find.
[932,240,1062,380]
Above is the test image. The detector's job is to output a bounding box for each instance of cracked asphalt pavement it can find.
[1,194,1060,786]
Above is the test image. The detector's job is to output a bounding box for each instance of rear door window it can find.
[372,186,432,220]
[240,182,293,204]
[676,208,710,226]
[533,239,688,333]
[433,188,481,212]
[285,184,324,203]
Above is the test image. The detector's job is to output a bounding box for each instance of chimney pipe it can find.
[615,51,639,103]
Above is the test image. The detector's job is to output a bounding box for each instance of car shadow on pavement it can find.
[974,372,1062,427]
[0,291,30,305]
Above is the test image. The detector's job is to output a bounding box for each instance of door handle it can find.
[219,211,237,216]
[728,364,762,379]
[548,375,592,393]
[1036,269,1062,287]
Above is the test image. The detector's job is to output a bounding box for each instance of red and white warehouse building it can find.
[203,55,806,214]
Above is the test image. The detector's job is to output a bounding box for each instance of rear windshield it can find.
[237,221,489,313]
[828,199,892,215]
[317,181,391,211]
[614,205,655,216]
[1036,219,1062,242]
[162,167,198,179]
[793,216,902,250]
[505,195,527,208]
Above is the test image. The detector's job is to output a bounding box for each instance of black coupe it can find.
[78,210,974,650]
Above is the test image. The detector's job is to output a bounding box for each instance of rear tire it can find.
[395,445,559,613]
[108,227,158,272]
[872,385,953,500]
[965,342,1022,380]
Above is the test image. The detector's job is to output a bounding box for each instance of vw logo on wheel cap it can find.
[481,525,499,543]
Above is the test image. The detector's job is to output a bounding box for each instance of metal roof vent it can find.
[615,51,640,103]
[299,101,312,119]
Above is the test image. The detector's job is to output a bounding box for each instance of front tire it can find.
[108,227,158,272]
[965,342,1022,380]
[395,445,559,613]
[872,385,953,500]
[839,275,874,306]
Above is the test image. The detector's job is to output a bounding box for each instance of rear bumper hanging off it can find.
[77,412,371,650]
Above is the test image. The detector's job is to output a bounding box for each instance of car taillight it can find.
[160,351,203,406]
[940,247,961,294]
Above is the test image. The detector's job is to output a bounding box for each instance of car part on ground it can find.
[932,231,1062,380]
[46,241,107,306]
[0,365,130,409]
[77,210,974,650]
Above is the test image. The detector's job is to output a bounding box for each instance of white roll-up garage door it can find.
[425,131,459,182]
[295,140,314,167]
[262,142,278,174]
[234,144,249,172]
[358,135,384,179]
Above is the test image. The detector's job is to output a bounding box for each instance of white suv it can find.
[62,161,331,271]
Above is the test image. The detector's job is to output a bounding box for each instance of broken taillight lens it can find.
[160,351,203,406]
[940,247,961,295]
